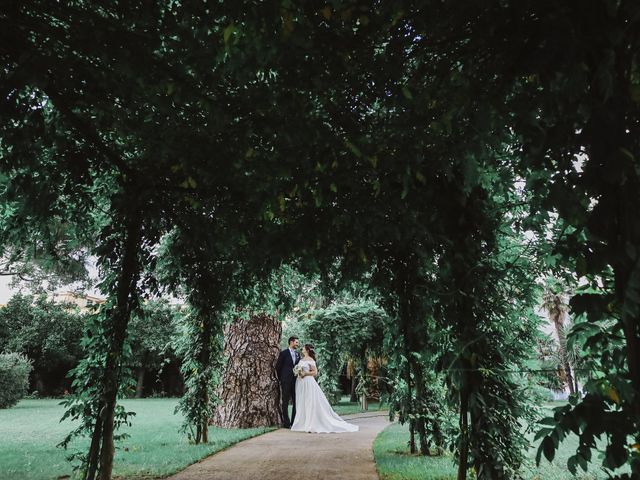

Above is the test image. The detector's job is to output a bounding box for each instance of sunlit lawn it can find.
[0,398,271,480]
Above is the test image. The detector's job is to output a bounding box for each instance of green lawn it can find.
[286,396,387,419]
[0,398,271,480]
[333,396,386,416]
[373,421,613,480]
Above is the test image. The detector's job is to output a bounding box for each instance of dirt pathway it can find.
[167,413,390,480]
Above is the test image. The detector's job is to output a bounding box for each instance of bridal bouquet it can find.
[293,364,304,378]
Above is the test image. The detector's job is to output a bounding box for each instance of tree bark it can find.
[350,376,358,403]
[212,313,282,428]
[135,367,145,399]
[457,392,469,480]
[545,292,575,395]
[411,360,429,455]
[554,312,575,395]
[95,208,142,480]
[86,412,103,480]
[202,312,212,443]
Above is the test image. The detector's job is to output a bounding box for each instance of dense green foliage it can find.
[0,352,32,408]
[0,294,184,398]
[2,1,639,479]
[306,300,388,402]
[0,294,83,395]
[128,299,183,397]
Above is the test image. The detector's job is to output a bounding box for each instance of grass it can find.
[0,398,271,480]
[286,395,387,419]
[374,419,615,480]
[332,396,387,416]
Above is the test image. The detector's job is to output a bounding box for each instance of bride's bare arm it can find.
[302,364,318,377]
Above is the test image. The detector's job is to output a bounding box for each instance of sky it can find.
[0,259,104,305]
[0,276,13,304]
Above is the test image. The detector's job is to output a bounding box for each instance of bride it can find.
[290,344,358,433]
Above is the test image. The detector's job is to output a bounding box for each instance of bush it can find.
[0,352,33,408]
[528,381,555,403]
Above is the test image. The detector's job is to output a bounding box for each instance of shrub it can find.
[0,352,33,408]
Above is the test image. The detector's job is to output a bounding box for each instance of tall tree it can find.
[542,282,576,395]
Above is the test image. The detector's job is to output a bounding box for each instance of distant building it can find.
[50,291,106,312]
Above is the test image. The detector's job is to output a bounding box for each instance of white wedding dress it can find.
[290,359,359,433]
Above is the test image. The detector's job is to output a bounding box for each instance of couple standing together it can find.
[275,336,358,433]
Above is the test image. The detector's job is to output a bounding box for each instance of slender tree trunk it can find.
[401,267,428,456]
[457,391,469,480]
[85,412,103,480]
[201,390,209,443]
[411,360,429,455]
[96,208,142,480]
[135,367,145,399]
[360,352,369,411]
[550,306,575,395]
[558,327,576,395]
[350,376,358,402]
[196,311,212,443]
[403,325,416,454]
[409,417,416,454]
[396,259,419,455]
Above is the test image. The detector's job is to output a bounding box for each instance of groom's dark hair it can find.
[288,336,298,345]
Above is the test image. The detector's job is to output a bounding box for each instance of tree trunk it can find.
[350,376,358,402]
[411,360,429,456]
[555,314,576,395]
[457,392,469,480]
[86,412,103,480]
[360,393,368,410]
[135,367,145,399]
[546,294,576,395]
[33,373,45,394]
[201,390,209,443]
[212,313,282,428]
[94,208,142,480]
[409,418,416,454]
[196,310,213,444]
[367,357,381,400]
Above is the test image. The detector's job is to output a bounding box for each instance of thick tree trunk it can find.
[212,313,282,428]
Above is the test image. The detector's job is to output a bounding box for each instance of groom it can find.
[275,336,300,428]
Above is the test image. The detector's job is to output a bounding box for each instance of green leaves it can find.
[305,300,389,402]
[223,24,236,45]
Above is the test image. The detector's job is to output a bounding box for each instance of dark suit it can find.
[275,348,300,427]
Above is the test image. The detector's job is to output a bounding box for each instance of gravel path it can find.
[167,413,390,480]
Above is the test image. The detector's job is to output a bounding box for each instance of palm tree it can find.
[542,282,575,395]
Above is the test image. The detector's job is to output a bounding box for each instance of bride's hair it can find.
[304,344,316,360]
